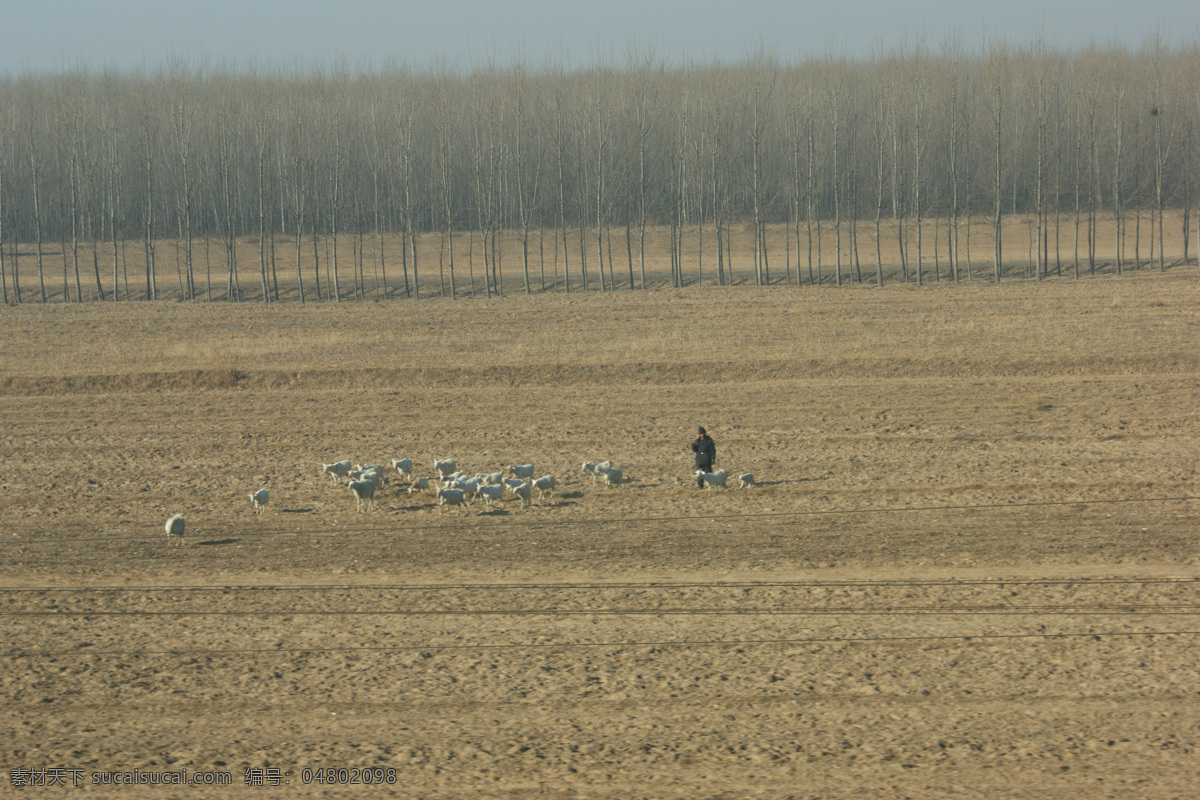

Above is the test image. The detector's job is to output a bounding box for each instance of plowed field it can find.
[2,272,1198,798]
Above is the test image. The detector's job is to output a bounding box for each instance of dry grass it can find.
[2,268,1196,383]
[5,211,1195,303]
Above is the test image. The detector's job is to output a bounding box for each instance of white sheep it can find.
[390,458,414,480]
[433,458,458,480]
[476,484,505,507]
[248,488,269,515]
[164,513,185,546]
[697,469,729,490]
[508,463,535,480]
[322,460,353,482]
[738,473,757,489]
[407,477,432,495]
[510,481,532,508]
[596,465,623,488]
[479,471,504,486]
[436,486,468,514]
[348,479,377,512]
[531,475,556,500]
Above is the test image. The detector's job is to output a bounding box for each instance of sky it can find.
[5,0,1198,74]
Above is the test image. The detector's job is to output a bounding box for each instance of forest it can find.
[0,36,1197,303]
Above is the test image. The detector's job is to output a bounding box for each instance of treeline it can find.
[1,37,1198,303]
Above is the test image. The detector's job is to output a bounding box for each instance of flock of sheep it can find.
[162,457,755,546]
[319,457,578,514]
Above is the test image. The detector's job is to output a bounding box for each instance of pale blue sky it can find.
[6,0,1198,74]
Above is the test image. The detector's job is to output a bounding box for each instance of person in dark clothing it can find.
[691,427,716,489]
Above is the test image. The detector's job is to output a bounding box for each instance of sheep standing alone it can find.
[476,484,505,507]
[508,464,535,481]
[596,466,623,488]
[531,475,556,501]
[322,460,353,482]
[436,486,468,514]
[390,458,414,480]
[248,489,269,515]
[510,481,532,508]
[738,473,757,489]
[164,513,185,547]
[697,469,729,490]
[348,479,376,512]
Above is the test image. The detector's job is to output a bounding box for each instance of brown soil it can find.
[1,270,1198,798]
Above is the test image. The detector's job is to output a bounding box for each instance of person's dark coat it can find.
[692,434,716,471]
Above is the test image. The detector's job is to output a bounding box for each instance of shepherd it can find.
[691,426,717,489]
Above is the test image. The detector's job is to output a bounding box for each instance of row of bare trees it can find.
[1,37,1198,303]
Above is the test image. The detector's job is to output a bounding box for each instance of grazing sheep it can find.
[348,479,377,512]
[433,458,457,480]
[436,486,468,514]
[476,484,505,507]
[738,473,757,489]
[531,475,556,500]
[390,458,414,480]
[508,463,535,480]
[510,481,532,508]
[596,465,623,488]
[322,460,353,482]
[164,513,185,547]
[407,477,432,495]
[582,460,613,483]
[696,469,729,490]
[247,488,269,515]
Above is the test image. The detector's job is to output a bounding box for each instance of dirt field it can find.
[1,268,1198,798]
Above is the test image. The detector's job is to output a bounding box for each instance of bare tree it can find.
[1028,40,1050,280]
[549,64,575,292]
[169,62,196,300]
[436,69,458,299]
[1110,53,1130,275]
[512,59,543,295]
[63,74,87,301]
[910,47,931,286]
[0,107,9,303]
[24,82,48,302]
[747,55,778,285]
[253,93,273,301]
[824,55,847,285]
[629,47,660,289]
[1149,32,1180,271]
[392,85,420,300]
[983,41,1008,281]
[588,59,615,292]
